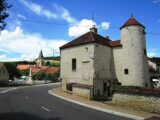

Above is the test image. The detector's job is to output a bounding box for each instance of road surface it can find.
[0,84,133,120]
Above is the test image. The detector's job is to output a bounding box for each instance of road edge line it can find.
[33,82,61,87]
[0,87,18,94]
[48,90,145,120]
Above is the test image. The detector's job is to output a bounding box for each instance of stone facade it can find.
[113,25,150,88]
[112,93,160,113]
[61,44,94,91]
[72,87,90,99]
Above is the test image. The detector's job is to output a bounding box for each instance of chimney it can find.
[90,25,97,34]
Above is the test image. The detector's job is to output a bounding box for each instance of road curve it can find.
[0,84,133,120]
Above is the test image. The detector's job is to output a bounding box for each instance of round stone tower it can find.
[120,16,150,88]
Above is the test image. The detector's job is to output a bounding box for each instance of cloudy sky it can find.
[0,0,160,61]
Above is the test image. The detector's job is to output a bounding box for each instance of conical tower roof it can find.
[38,49,44,58]
[120,17,145,30]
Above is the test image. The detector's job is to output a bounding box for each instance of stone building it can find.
[60,17,151,99]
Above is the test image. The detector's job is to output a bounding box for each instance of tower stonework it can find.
[37,50,45,67]
[113,17,150,88]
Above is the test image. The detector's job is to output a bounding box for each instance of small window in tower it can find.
[144,49,146,55]
[72,58,76,71]
[124,69,129,74]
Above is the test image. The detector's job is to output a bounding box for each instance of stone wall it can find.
[112,93,160,113]
[73,87,90,99]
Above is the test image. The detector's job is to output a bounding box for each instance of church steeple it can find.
[37,49,45,66]
[38,49,44,59]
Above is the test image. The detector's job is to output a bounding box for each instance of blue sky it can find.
[0,0,160,61]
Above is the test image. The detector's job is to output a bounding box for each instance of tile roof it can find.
[17,64,59,74]
[41,67,59,74]
[17,65,30,70]
[60,31,122,49]
[108,40,122,47]
[120,17,145,30]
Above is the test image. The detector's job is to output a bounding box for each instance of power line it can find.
[6,18,160,36]
[7,18,69,26]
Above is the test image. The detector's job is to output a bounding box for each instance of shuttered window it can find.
[72,58,76,71]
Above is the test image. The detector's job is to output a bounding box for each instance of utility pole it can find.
[53,49,56,58]
[92,11,95,21]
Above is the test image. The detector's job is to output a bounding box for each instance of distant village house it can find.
[0,63,9,86]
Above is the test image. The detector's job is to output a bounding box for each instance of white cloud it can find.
[0,27,67,61]
[19,0,58,19]
[101,21,110,30]
[0,54,19,62]
[153,0,160,3]
[68,19,110,37]
[19,1,110,37]
[17,14,26,20]
[68,19,96,37]
[0,54,7,59]
[53,3,77,24]
[19,0,77,24]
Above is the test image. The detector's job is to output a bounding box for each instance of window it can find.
[72,58,76,71]
[66,83,73,92]
[124,69,129,74]
[144,49,146,55]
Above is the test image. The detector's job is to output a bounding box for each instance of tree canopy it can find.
[0,0,11,31]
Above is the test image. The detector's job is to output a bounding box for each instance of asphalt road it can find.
[0,84,133,120]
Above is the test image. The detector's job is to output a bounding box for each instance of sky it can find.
[0,0,160,61]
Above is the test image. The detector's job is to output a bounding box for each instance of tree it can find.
[45,61,51,66]
[4,62,20,79]
[18,69,29,77]
[50,71,60,82]
[0,0,11,31]
[33,71,46,80]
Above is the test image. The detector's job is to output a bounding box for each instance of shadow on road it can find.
[0,112,61,120]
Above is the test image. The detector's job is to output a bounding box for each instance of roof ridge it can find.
[0,64,4,72]
[60,31,122,49]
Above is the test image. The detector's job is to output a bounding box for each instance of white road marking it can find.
[41,106,50,112]
[0,88,17,94]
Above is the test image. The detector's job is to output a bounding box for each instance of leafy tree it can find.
[18,69,29,76]
[4,62,20,79]
[50,71,60,82]
[45,61,50,66]
[0,0,11,31]
[52,71,60,79]
[33,71,46,80]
